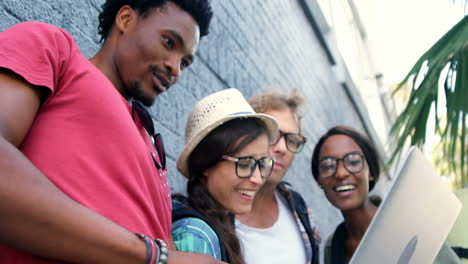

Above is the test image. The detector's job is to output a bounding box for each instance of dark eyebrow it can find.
[320,151,363,161]
[166,29,194,63]
[167,29,185,47]
[233,155,255,159]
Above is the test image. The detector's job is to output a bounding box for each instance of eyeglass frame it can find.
[272,130,307,153]
[318,152,365,178]
[221,155,275,179]
[131,99,166,170]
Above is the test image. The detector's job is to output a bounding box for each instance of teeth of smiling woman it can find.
[239,190,256,197]
[335,185,356,192]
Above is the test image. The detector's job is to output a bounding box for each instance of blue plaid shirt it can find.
[171,198,223,260]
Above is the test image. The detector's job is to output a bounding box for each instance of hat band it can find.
[228,111,255,116]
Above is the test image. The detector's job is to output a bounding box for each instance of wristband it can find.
[149,238,158,264]
[135,233,152,264]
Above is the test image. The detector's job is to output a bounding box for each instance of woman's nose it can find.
[249,165,264,185]
[334,160,349,179]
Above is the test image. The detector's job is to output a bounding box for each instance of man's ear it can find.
[115,5,136,34]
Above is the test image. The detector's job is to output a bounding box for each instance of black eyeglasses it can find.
[132,99,166,170]
[222,155,275,179]
[318,152,364,178]
[272,130,307,153]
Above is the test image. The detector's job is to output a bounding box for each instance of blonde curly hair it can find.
[248,88,304,131]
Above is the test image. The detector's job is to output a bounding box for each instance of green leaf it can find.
[389,16,468,189]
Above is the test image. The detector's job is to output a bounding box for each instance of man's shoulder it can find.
[276,181,292,192]
[6,21,72,39]
[275,182,309,220]
[276,181,305,200]
[3,21,78,54]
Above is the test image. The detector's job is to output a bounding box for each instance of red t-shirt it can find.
[0,22,172,263]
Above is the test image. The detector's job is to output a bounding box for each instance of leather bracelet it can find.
[135,233,152,264]
[154,238,169,264]
[149,238,158,264]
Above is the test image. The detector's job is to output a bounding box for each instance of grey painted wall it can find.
[1,0,377,259]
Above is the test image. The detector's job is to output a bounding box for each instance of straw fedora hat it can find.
[177,88,279,177]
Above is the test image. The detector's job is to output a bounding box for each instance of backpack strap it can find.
[289,189,320,264]
[330,222,347,264]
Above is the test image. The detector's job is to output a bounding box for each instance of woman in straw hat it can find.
[172,88,279,264]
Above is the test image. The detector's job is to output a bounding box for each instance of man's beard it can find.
[130,81,156,107]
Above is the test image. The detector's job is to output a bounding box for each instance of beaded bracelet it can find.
[154,238,169,264]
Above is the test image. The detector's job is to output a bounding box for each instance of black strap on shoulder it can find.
[172,197,229,262]
[172,199,207,222]
[330,222,347,264]
[289,189,320,264]
[452,247,468,259]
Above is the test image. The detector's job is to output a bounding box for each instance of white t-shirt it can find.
[235,192,308,264]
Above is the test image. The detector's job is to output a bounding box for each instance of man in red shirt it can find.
[0,0,224,263]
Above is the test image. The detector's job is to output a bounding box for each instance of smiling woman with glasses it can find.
[171,89,279,264]
[310,126,382,264]
[310,126,460,264]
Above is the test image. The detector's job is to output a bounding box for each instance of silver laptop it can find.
[349,147,462,264]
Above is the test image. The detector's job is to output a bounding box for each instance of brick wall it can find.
[1,0,378,259]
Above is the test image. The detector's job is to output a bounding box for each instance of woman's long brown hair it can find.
[186,117,268,264]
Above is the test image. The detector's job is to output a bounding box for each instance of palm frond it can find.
[389,16,468,189]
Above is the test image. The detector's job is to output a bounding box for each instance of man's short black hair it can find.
[98,0,213,43]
